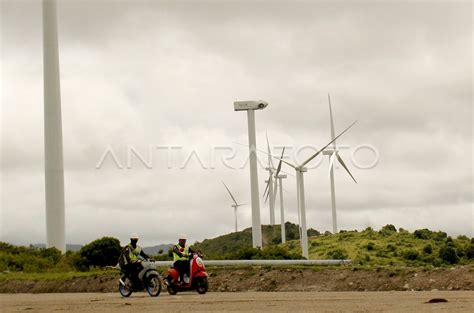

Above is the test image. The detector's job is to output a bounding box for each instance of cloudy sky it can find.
[1,0,472,247]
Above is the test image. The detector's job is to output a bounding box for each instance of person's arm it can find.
[140,249,150,260]
[173,245,187,257]
[124,246,132,264]
[188,246,195,254]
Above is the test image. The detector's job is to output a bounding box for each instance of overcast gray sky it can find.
[1,0,472,247]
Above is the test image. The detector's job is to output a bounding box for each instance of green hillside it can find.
[193,222,318,259]
[194,224,474,267]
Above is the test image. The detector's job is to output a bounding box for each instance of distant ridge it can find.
[30,243,173,254]
[142,244,173,255]
[31,243,83,252]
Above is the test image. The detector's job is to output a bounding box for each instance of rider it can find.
[122,233,150,281]
[173,233,195,283]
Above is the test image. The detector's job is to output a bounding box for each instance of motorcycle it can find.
[164,253,209,295]
[118,259,162,297]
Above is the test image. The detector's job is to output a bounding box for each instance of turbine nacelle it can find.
[322,149,338,156]
[296,166,308,173]
[234,100,268,111]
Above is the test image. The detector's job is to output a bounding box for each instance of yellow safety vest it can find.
[173,244,189,261]
[128,245,142,262]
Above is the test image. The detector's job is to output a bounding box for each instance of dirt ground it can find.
[1,291,473,313]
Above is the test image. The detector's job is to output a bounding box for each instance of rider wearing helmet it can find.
[172,233,195,283]
[122,233,150,281]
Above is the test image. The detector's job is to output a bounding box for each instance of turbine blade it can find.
[336,154,358,183]
[328,151,336,177]
[262,178,270,198]
[301,120,358,167]
[328,93,336,144]
[274,147,286,177]
[222,181,238,205]
[234,142,297,169]
[266,132,275,169]
[264,188,270,203]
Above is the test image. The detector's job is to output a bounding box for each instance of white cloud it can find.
[1,0,472,246]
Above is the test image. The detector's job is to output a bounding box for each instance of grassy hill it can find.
[193,224,474,267]
[193,222,319,259]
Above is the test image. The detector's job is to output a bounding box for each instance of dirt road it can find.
[1,291,473,312]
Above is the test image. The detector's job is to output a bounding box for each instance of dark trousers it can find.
[124,262,143,281]
[173,260,189,281]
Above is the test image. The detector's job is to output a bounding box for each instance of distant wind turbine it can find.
[263,133,276,225]
[268,121,358,258]
[222,182,245,233]
[272,147,288,243]
[322,94,358,234]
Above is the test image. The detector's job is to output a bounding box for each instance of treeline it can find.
[0,237,171,273]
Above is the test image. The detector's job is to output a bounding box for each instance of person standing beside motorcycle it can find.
[122,233,150,281]
[173,233,195,283]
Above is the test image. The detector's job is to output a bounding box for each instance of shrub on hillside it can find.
[422,244,433,255]
[379,224,397,236]
[402,249,419,261]
[438,246,459,264]
[433,231,448,242]
[326,248,348,260]
[366,242,375,251]
[465,245,474,260]
[386,244,397,253]
[0,242,62,272]
[414,229,432,240]
[227,245,303,260]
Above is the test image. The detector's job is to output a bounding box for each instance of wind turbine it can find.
[270,121,358,258]
[263,133,276,225]
[322,94,358,234]
[233,100,268,248]
[272,147,288,243]
[222,182,245,233]
[43,0,66,252]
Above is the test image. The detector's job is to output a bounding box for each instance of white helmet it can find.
[179,233,188,240]
[130,233,139,240]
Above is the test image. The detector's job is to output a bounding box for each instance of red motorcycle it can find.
[164,253,209,295]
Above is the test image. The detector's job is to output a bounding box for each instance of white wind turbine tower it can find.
[323,94,358,234]
[222,182,245,233]
[262,133,276,225]
[271,121,358,258]
[233,100,268,248]
[43,0,66,252]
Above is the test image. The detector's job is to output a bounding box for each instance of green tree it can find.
[78,237,121,268]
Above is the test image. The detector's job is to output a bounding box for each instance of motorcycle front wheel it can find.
[118,278,133,297]
[195,277,208,294]
[145,275,162,297]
